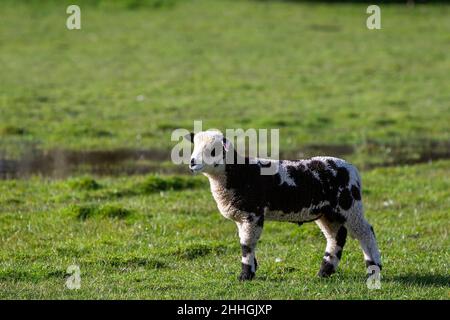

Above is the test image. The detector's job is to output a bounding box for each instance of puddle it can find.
[0,140,449,179]
[0,148,185,179]
[367,140,450,169]
[282,140,450,169]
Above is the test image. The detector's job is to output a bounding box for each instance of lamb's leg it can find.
[236,214,264,281]
[315,216,347,277]
[345,214,382,272]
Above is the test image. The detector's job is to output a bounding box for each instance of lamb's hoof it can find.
[239,263,255,281]
[317,261,336,278]
[366,260,383,271]
[239,271,255,281]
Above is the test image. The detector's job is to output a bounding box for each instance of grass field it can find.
[0,0,449,299]
[0,162,449,299]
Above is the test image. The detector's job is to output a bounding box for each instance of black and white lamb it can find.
[185,130,382,281]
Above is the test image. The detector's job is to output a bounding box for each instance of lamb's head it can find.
[185,130,232,174]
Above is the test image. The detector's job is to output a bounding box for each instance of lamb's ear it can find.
[222,137,231,152]
[184,132,195,143]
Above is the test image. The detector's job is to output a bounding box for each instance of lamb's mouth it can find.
[190,164,204,173]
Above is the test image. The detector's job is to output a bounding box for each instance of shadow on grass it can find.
[389,274,450,287]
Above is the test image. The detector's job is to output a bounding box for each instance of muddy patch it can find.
[0,148,186,179]
[281,140,450,169]
[1,140,449,179]
[363,140,450,169]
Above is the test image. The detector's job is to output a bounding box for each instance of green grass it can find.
[0,161,449,299]
[0,0,449,164]
[0,0,449,299]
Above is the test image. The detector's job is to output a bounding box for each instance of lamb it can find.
[185,130,382,281]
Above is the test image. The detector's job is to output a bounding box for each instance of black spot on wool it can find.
[370,225,377,240]
[224,158,355,221]
[336,167,350,187]
[307,160,326,171]
[336,226,347,248]
[320,205,346,223]
[351,185,361,201]
[241,245,252,257]
[326,159,338,170]
[338,188,353,210]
